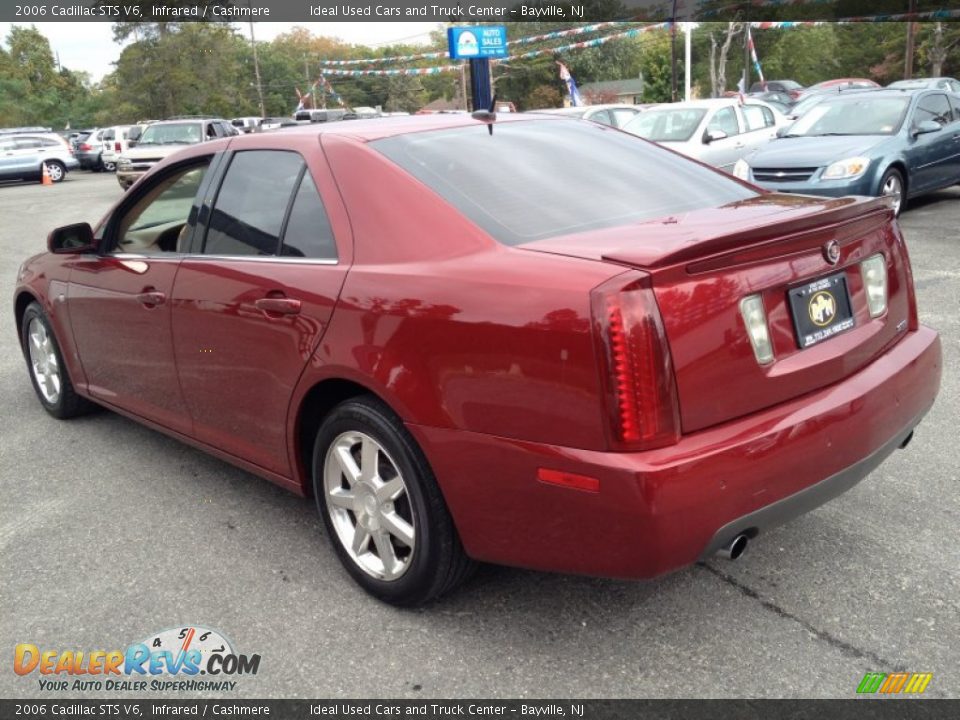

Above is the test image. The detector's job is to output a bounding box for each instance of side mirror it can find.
[913,119,942,136]
[47,223,97,254]
[128,140,138,148]
[704,129,728,144]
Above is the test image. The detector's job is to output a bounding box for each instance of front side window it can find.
[114,161,210,254]
[203,150,303,257]
[914,94,953,126]
[374,120,756,247]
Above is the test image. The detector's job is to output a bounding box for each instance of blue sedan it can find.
[734,89,960,215]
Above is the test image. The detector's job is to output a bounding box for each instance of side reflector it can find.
[537,468,600,493]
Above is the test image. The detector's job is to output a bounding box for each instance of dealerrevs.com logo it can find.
[14,626,261,692]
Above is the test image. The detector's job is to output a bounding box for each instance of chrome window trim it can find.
[109,252,338,265]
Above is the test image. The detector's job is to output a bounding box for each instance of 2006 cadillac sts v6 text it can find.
[13,115,941,605]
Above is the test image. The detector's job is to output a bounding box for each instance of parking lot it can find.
[1,172,958,699]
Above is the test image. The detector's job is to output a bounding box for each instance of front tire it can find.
[879,168,905,217]
[312,396,473,606]
[20,302,95,419]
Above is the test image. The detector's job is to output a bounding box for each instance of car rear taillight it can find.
[115,142,122,152]
[591,272,680,451]
[79,143,92,151]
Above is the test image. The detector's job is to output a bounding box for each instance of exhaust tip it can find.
[717,534,749,561]
[899,431,914,450]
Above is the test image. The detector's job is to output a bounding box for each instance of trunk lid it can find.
[522,194,914,433]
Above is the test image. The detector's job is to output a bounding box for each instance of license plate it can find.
[788,272,855,349]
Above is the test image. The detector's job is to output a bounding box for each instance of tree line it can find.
[0,20,957,129]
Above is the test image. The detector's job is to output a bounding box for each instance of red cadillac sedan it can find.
[14,114,941,605]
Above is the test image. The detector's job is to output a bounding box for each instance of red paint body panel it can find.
[12,115,943,582]
[411,327,940,578]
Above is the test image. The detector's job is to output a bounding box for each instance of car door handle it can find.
[136,290,166,307]
[255,297,301,315]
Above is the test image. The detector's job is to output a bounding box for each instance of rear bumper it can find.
[410,326,941,579]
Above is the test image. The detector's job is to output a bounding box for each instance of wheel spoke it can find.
[30,330,43,352]
[372,530,399,579]
[333,443,362,486]
[351,526,371,555]
[381,511,414,548]
[376,477,404,502]
[328,488,355,510]
[360,437,379,482]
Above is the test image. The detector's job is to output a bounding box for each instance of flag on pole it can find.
[557,62,583,107]
[747,27,765,90]
[295,87,311,112]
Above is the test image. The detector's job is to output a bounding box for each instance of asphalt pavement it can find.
[1,172,957,699]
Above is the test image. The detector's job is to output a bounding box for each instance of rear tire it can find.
[20,302,95,419]
[312,396,474,606]
[43,161,66,184]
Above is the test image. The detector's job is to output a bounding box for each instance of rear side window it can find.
[373,121,756,246]
[280,171,337,259]
[743,105,775,131]
[708,107,740,136]
[14,138,42,149]
[204,150,303,256]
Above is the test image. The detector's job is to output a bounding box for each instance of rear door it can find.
[66,155,215,432]
[739,103,779,154]
[908,93,958,191]
[171,146,350,475]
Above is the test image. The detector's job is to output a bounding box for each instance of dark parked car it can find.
[734,89,960,215]
[749,80,804,99]
[15,115,941,605]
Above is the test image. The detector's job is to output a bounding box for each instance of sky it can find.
[0,22,441,82]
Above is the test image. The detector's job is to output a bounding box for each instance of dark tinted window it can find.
[915,94,953,125]
[280,171,337,259]
[204,151,303,257]
[373,121,756,246]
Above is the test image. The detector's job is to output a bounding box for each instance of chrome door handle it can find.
[136,290,166,307]
[255,297,301,315]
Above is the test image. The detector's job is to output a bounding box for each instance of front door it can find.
[66,157,213,433]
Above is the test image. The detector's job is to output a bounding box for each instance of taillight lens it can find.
[79,143,91,151]
[115,142,122,152]
[739,294,775,365]
[861,253,888,318]
[591,272,680,451]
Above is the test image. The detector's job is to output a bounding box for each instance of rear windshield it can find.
[372,120,756,246]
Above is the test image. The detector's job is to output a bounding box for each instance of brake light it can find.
[115,142,122,152]
[79,143,91,152]
[591,272,680,451]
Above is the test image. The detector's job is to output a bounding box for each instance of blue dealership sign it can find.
[447,25,508,60]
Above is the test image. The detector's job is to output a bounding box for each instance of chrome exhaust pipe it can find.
[716,534,748,561]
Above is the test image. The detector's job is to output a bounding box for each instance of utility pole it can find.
[670,0,679,102]
[743,24,751,94]
[904,0,918,79]
[684,24,692,101]
[248,17,265,117]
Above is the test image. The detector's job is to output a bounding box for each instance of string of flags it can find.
[509,22,670,62]
[316,21,642,67]
[749,8,960,27]
[746,27,764,86]
[314,64,465,77]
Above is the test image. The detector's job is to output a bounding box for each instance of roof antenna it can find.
[471,94,497,135]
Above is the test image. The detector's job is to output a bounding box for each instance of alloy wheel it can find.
[323,431,416,581]
[44,162,63,182]
[882,174,903,215]
[27,317,61,404]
